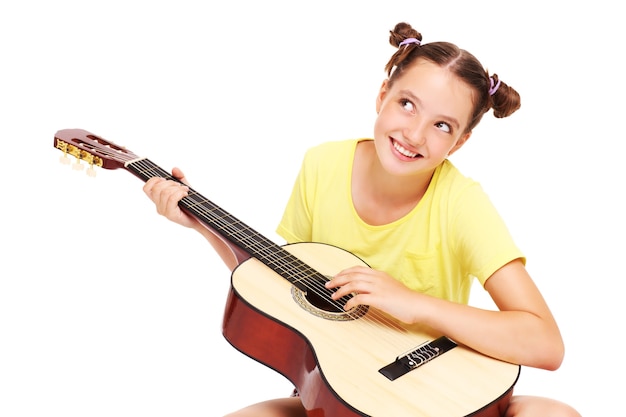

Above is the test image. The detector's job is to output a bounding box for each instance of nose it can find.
[402,118,428,146]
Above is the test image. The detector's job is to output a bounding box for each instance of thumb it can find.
[171,167,190,186]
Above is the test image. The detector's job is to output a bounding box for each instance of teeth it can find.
[393,141,418,158]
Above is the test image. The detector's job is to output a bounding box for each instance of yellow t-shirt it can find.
[276,139,524,304]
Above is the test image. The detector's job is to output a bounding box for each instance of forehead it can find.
[391,60,475,127]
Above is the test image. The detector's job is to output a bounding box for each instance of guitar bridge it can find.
[378,336,457,381]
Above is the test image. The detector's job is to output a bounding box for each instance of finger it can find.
[143,177,166,196]
[344,293,369,311]
[325,273,352,289]
[334,266,373,281]
[341,265,371,274]
[331,280,371,300]
[159,183,189,214]
[171,167,190,185]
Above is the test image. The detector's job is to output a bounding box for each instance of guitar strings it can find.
[176,182,414,348]
[74,142,420,352]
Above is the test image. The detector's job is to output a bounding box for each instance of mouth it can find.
[392,139,422,159]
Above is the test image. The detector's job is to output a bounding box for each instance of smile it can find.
[393,140,421,158]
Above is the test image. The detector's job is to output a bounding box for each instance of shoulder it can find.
[305,138,365,160]
[434,161,511,235]
[434,160,482,195]
[430,160,500,217]
[300,139,366,173]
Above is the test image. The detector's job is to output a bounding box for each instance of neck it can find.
[351,141,435,225]
[366,149,434,206]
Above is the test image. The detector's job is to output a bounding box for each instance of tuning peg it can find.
[72,160,84,171]
[86,165,96,177]
[59,154,71,165]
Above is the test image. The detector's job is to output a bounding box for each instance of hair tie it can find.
[489,77,501,96]
[399,37,421,48]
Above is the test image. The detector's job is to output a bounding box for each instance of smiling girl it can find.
[143,21,581,417]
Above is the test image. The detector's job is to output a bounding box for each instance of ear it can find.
[375,79,390,113]
[448,131,472,156]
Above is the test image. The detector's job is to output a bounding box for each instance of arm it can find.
[328,259,564,370]
[422,180,565,368]
[143,167,239,271]
[415,259,564,369]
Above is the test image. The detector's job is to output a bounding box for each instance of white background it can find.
[1,1,621,416]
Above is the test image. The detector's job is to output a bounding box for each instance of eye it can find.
[435,121,451,133]
[400,99,415,113]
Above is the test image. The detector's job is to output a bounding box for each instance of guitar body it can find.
[223,242,518,417]
[53,129,520,417]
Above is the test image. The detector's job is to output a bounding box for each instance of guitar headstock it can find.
[54,129,139,177]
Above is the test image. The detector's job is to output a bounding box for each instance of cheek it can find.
[373,106,395,134]
[373,114,386,138]
[430,138,457,157]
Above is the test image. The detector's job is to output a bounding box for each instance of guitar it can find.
[54,128,520,417]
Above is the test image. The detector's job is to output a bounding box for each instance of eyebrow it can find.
[400,89,462,130]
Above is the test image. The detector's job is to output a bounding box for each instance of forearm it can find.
[414,294,564,370]
[191,221,240,271]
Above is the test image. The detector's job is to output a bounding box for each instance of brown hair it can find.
[385,22,521,133]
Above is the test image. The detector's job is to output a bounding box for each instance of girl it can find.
[143,22,581,417]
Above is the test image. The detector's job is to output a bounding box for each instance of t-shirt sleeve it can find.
[450,183,525,287]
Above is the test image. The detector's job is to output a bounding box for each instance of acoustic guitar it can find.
[53,128,520,417]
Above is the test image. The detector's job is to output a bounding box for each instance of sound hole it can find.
[291,275,368,321]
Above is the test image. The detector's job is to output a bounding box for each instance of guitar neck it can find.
[125,158,312,290]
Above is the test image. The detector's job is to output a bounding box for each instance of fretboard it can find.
[126,157,319,292]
